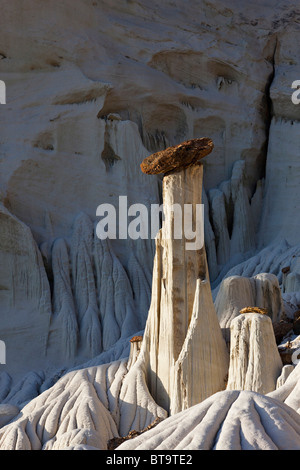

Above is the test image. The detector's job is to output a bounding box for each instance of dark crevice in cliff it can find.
[261,35,278,181]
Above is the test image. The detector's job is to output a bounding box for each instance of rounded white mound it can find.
[117,390,300,450]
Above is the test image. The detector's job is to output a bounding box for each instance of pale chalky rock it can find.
[0,362,123,450]
[268,361,300,414]
[0,404,19,428]
[124,161,229,416]
[206,159,264,283]
[214,240,300,295]
[45,215,142,371]
[229,160,256,260]
[170,278,229,415]
[282,256,300,294]
[0,359,166,450]
[126,336,143,370]
[275,365,295,389]
[227,313,283,394]
[215,273,284,342]
[207,188,231,266]
[258,116,300,249]
[0,204,52,380]
[117,390,300,450]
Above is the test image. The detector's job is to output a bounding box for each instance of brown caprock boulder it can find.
[140,138,214,175]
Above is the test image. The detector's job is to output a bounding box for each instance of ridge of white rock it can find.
[0,405,19,429]
[0,181,154,387]
[0,204,52,381]
[282,256,300,294]
[70,212,102,357]
[205,159,265,284]
[268,362,300,414]
[171,278,229,415]
[51,238,79,360]
[0,326,150,414]
[212,240,300,290]
[0,359,166,450]
[276,365,295,389]
[117,390,300,450]
[207,188,231,267]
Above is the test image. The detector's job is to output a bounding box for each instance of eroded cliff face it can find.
[0,0,300,421]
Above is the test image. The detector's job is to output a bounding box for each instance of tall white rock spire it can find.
[128,139,229,414]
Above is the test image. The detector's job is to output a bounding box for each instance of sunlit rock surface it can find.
[226,312,283,394]
[117,390,300,450]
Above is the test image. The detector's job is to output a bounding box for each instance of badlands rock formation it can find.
[215,273,284,342]
[0,0,300,451]
[269,362,300,414]
[134,157,229,415]
[226,311,283,394]
[0,360,167,450]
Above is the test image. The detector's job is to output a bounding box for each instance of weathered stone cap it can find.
[130,335,143,343]
[239,307,268,315]
[140,137,214,175]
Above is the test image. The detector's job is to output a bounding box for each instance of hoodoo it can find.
[127,139,229,415]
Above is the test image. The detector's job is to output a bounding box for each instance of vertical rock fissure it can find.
[262,35,278,180]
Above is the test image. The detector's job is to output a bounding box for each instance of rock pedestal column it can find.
[226,311,283,394]
[138,139,229,414]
